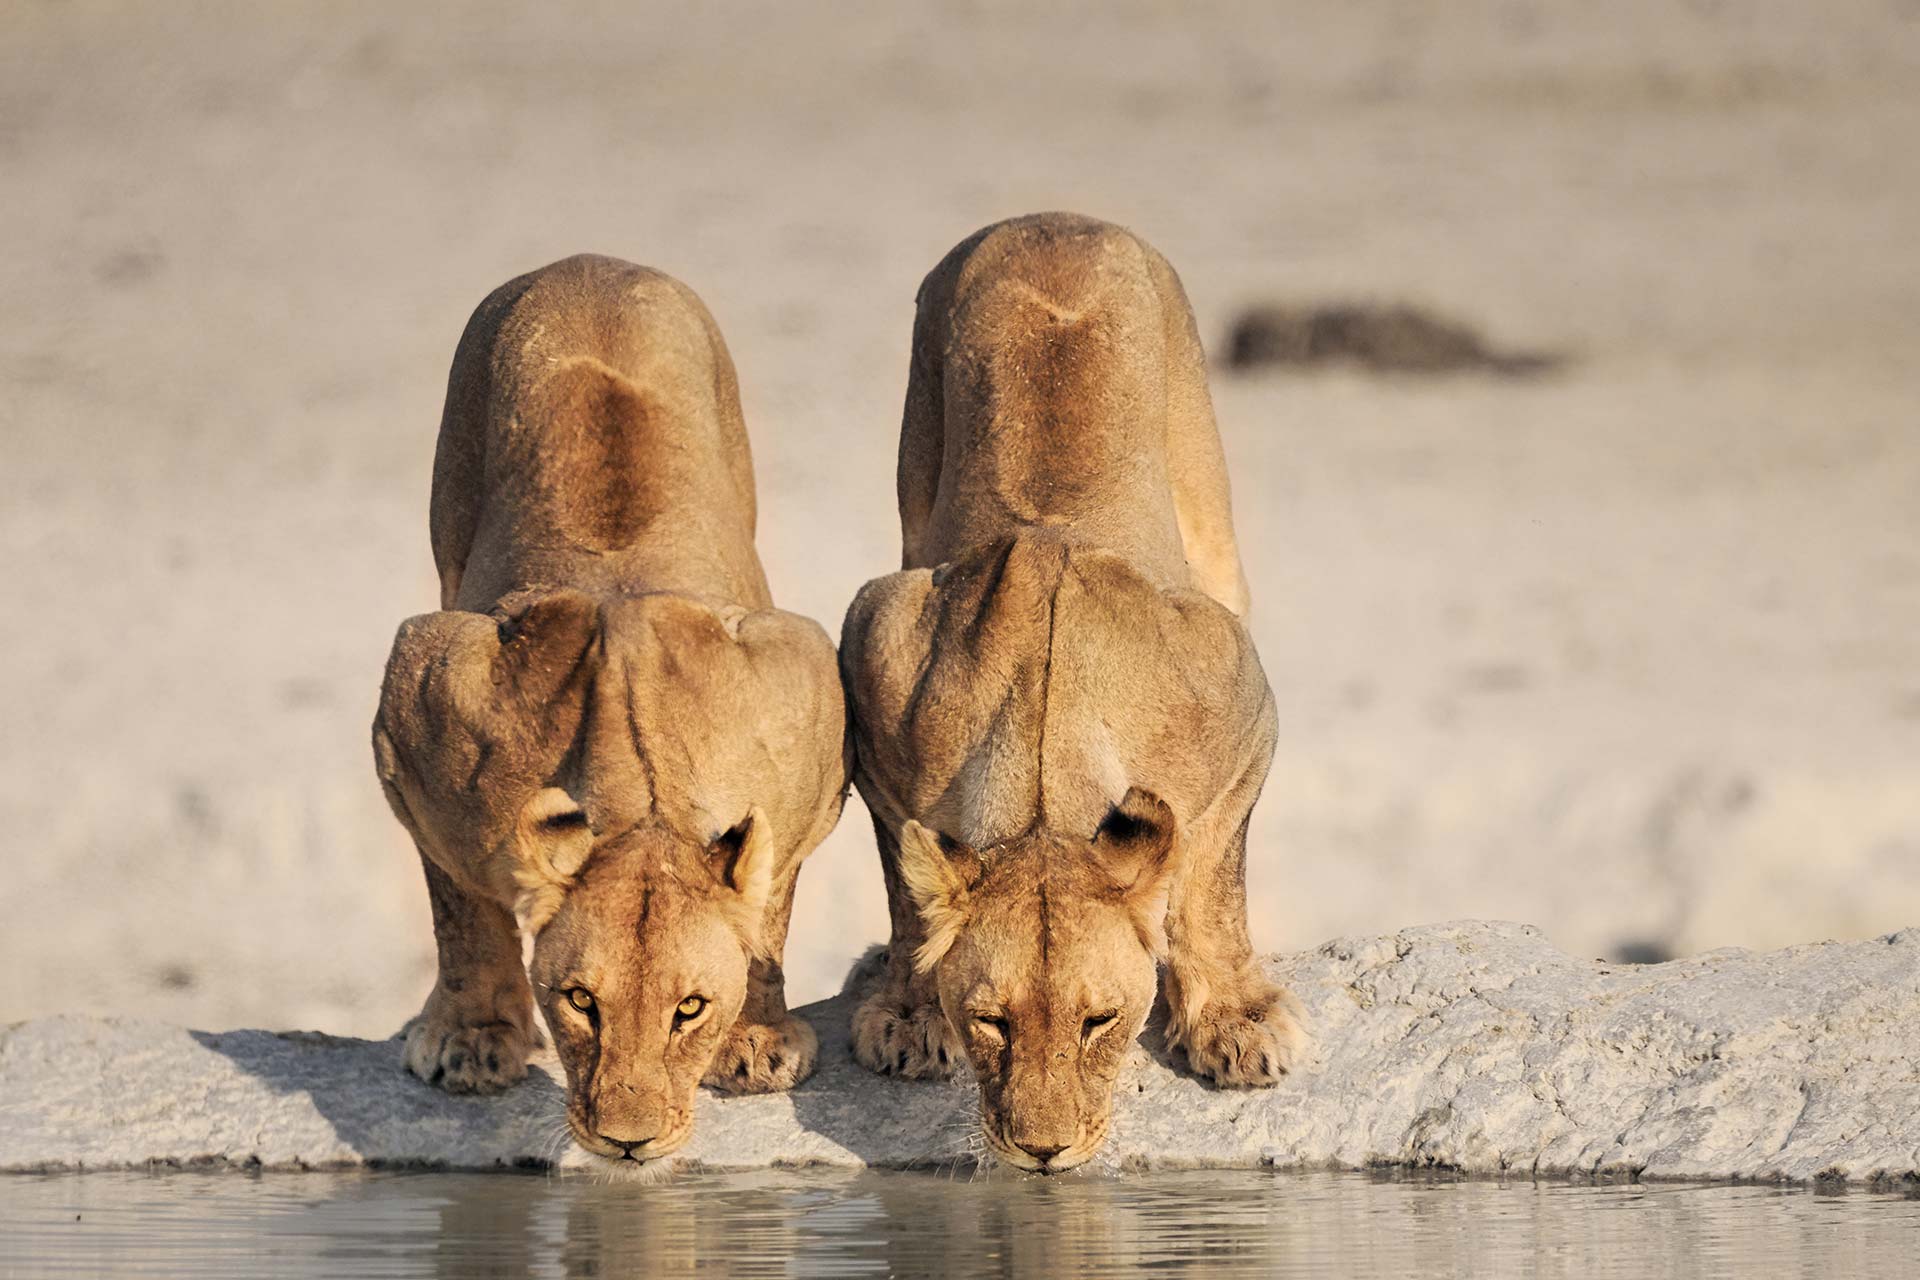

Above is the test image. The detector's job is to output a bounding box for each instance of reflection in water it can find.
[2,1169,1916,1278]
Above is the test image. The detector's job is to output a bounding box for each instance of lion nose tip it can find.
[602,1134,656,1157]
[1017,1141,1067,1164]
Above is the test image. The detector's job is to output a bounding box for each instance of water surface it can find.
[2,1169,1915,1278]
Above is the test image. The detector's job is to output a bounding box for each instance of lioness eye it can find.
[567,988,596,1013]
[676,995,707,1021]
[1083,1010,1118,1036]
[974,1014,1009,1036]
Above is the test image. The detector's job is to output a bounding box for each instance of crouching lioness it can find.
[373,255,847,1166]
[841,214,1305,1172]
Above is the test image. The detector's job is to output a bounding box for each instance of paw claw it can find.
[403,998,535,1096]
[704,1014,817,1095]
[1175,983,1306,1088]
[850,987,964,1081]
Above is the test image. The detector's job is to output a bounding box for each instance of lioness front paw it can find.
[704,1013,819,1095]
[1174,984,1306,1087]
[403,998,537,1095]
[850,989,963,1080]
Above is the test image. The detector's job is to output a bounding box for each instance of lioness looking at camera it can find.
[841,213,1304,1172]
[373,255,847,1167]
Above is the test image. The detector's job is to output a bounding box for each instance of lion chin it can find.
[983,1121,1109,1174]
[553,1141,683,1184]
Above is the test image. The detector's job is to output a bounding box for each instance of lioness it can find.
[372,255,847,1166]
[841,214,1304,1172]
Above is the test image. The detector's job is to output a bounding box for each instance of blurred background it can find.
[3,1,1916,1037]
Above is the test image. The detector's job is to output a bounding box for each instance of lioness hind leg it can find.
[1146,241,1252,619]
[706,869,819,1095]
[1163,818,1306,1087]
[404,853,539,1095]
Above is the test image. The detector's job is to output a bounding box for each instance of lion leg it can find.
[705,865,818,1095]
[403,852,539,1094]
[850,811,965,1079]
[1162,816,1305,1087]
[1148,239,1252,618]
[897,237,952,571]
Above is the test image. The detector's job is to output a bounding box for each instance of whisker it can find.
[540,1121,571,1174]
[961,1131,993,1184]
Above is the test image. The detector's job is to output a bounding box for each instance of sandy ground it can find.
[3,1,1917,1037]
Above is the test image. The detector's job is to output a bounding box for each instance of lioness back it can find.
[431,253,770,613]
[900,213,1249,615]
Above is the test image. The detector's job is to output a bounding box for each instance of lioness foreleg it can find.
[1162,816,1305,1086]
[705,865,818,1094]
[849,813,965,1079]
[404,853,540,1094]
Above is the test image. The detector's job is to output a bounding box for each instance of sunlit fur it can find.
[532,840,766,1161]
[949,874,1154,1170]
[372,255,847,1168]
[842,214,1307,1172]
[896,798,1171,1173]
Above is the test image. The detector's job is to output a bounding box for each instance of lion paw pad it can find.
[850,993,963,1080]
[403,1014,534,1095]
[705,1014,818,1095]
[1176,987,1306,1087]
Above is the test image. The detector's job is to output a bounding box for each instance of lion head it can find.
[894,786,1176,1172]
[373,587,844,1164]
[527,810,774,1160]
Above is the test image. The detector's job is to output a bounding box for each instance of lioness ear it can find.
[492,590,600,709]
[511,787,596,934]
[897,820,977,973]
[709,807,774,958]
[1094,787,1177,959]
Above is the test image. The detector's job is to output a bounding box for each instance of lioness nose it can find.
[1017,1140,1067,1164]
[601,1133,655,1156]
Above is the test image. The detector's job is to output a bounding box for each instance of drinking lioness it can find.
[841,213,1304,1172]
[372,255,847,1166]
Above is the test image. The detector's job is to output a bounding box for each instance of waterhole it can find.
[2,1168,1913,1277]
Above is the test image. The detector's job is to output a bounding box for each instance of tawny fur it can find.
[373,255,847,1165]
[841,214,1305,1172]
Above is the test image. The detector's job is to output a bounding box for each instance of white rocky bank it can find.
[5,923,1916,1183]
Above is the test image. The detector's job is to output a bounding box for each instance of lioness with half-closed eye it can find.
[373,255,847,1167]
[841,213,1305,1172]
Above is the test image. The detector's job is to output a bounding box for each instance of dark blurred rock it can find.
[1611,939,1677,965]
[1224,303,1566,377]
[94,245,163,288]
[155,963,197,991]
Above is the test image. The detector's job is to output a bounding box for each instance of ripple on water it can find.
[1,1169,1916,1278]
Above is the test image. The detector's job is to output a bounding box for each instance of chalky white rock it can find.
[5,922,1915,1183]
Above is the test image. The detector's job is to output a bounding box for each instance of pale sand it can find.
[2,2,1916,1036]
